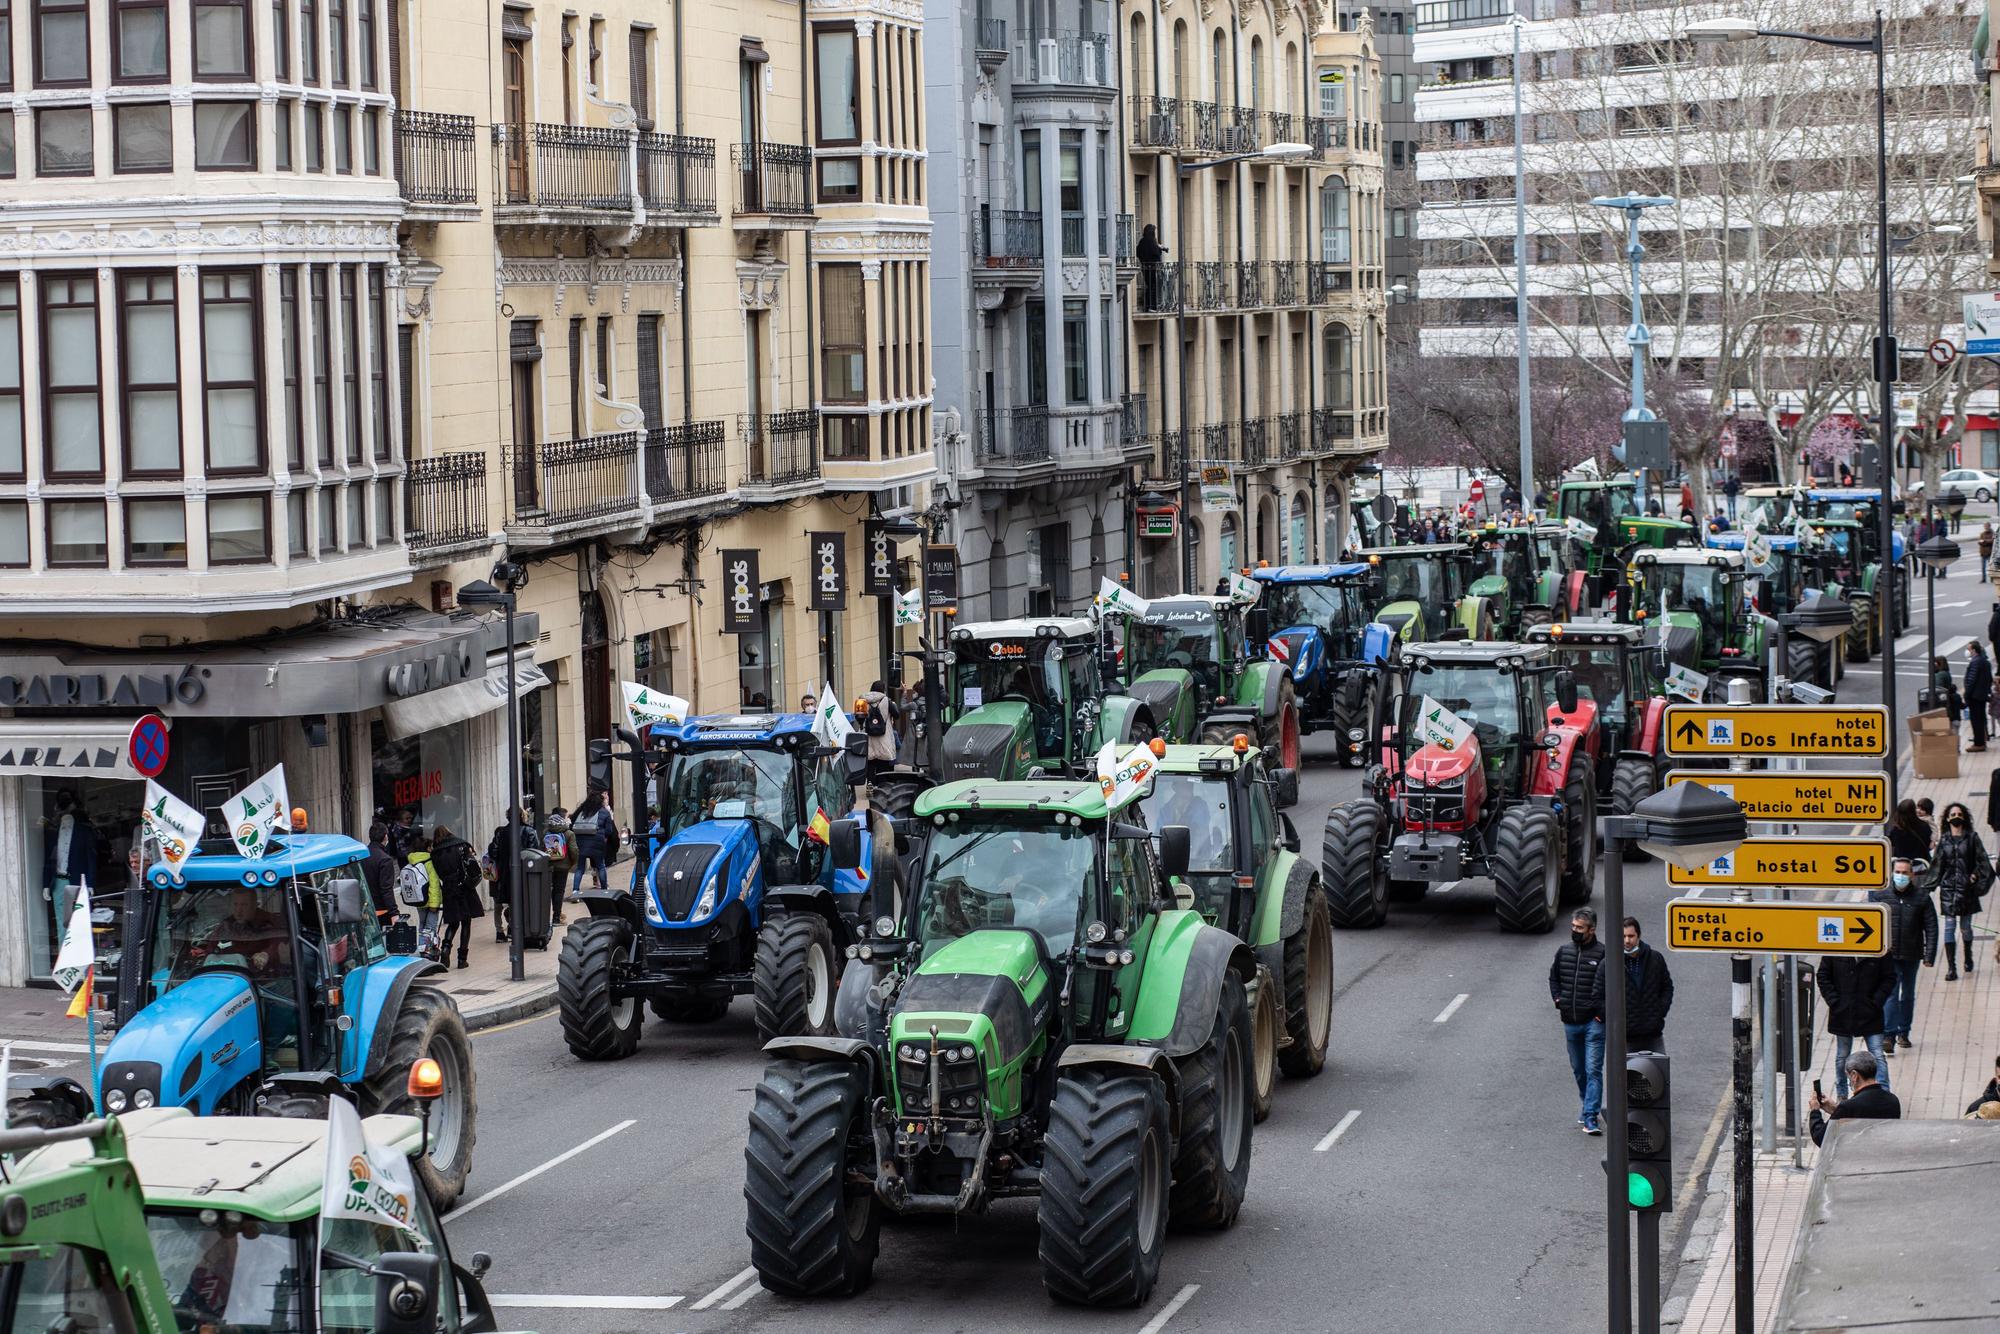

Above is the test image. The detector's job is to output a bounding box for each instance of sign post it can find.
[126,714,170,780]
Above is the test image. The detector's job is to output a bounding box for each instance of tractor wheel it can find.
[1259,677,1302,770]
[1786,638,1819,691]
[1278,882,1334,1080]
[1168,972,1254,1230]
[1848,596,1873,662]
[1491,806,1563,935]
[1611,758,1657,863]
[1328,675,1372,768]
[744,1058,880,1298]
[558,917,643,1062]
[1249,967,1279,1124]
[1038,1069,1170,1308]
[257,1090,333,1120]
[362,984,477,1213]
[1322,800,1389,928]
[752,914,839,1042]
[1520,607,1554,634]
[1198,720,1242,746]
[651,996,731,1023]
[1558,766,1600,907]
[4,1094,82,1130]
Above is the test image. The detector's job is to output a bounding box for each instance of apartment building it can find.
[1122,2,1391,594]
[1340,3,1420,334]
[0,0,932,986]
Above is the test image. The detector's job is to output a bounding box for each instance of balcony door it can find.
[503,37,529,202]
[581,590,612,750]
[740,46,766,210]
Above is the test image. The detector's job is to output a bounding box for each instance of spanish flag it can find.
[807,804,832,847]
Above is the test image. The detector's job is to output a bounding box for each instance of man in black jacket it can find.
[1621,918,1674,1053]
[1816,952,1895,1099]
[361,823,398,922]
[1550,908,1609,1135]
[1809,1050,1900,1145]
[1870,857,1938,1051]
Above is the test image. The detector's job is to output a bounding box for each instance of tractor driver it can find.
[206,886,302,1070]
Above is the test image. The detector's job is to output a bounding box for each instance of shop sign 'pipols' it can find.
[863,520,898,596]
[808,531,847,612]
[721,550,762,634]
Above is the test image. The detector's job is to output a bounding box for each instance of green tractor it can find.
[1466,524,1589,637]
[1121,595,1302,766]
[937,618,1158,780]
[1795,489,1911,655]
[1138,740,1332,1121]
[1557,475,1694,606]
[744,778,1258,1308]
[1706,531,1845,690]
[1356,544,1495,642]
[1624,547,1769,698]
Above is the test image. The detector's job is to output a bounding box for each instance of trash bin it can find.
[517,848,553,951]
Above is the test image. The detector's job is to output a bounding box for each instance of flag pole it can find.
[77,878,101,1114]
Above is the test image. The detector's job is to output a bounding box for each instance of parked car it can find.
[1939,467,2000,502]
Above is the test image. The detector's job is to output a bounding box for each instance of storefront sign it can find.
[0,720,152,778]
[1139,507,1178,540]
[383,646,477,698]
[808,531,847,612]
[0,666,204,710]
[924,545,960,611]
[722,549,763,633]
[863,521,898,596]
[379,658,551,740]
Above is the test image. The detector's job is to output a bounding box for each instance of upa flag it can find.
[1414,696,1473,753]
[51,883,93,1016]
[1226,571,1262,606]
[1564,516,1598,543]
[1098,576,1151,619]
[221,765,291,861]
[894,587,923,626]
[811,681,853,748]
[623,682,690,737]
[142,781,205,874]
[1095,742,1158,813]
[1745,531,1774,568]
[1792,513,1817,546]
[320,1094,420,1239]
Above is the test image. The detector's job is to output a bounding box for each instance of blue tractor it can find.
[1251,564,1397,767]
[3,834,476,1211]
[556,712,886,1061]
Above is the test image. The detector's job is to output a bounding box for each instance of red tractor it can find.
[1321,641,1599,933]
[1522,619,1672,825]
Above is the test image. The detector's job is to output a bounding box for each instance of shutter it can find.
[568,318,584,437]
[629,28,652,130]
[636,314,662,428]
[596,314,612,401]
[500,6,532,41]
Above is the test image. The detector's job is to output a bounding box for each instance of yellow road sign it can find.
[1663,770,1889,824]
[1665,837,1889,890]
[1662,705,1888,758]
[1664,898,1889,957]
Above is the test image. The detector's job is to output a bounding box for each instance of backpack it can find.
[865,698,888,737]
[603,811,621,864]
[397,862,429,907]
[544,830,570,861]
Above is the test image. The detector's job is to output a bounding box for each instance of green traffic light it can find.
[1627,1171,1656,1210]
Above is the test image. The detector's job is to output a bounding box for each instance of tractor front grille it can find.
[655,843,721,920]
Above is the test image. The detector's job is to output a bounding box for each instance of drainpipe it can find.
[675,0,692,426]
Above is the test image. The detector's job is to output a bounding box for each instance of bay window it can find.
[113,0,169,82]
[119,271,180,475]
[193,0,252,79]
[207,493,269,564]
[36,107,92,175]
[114,103,172,172]
[41,273,101,477]
[125,498,186,565]
[195,100,257,169]
[820,265,865,402]
[201,269,262,473]
[47,500,106,566]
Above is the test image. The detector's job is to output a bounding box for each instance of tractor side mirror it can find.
[828,820,863,870]
[1554,669,1580,714]
[1156,825,1191,880]
[1278,813,1301,854]
[1244,606,1271,648]
[327,877,368,926]
[1272,767,1300,810]
[586,738,613,793]
[369,1253,440,1334]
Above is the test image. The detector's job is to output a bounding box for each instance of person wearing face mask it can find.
[1620,917,1675,1054]
[1932,802,1991,981]
[1550,908,1608,1135]
[1869,856,1939,1052]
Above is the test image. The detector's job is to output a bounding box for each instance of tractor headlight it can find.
[106,1090,128,1112]
[133,1089,155,1109]
[692,878,719,919]
[874,915,896,938]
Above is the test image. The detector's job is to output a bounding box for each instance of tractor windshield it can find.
[147,1210,306,1331]
[1139,773,1234,874]
[1261,581,1364,633]
[1559,647,1630,724]
[1638,562,1728,647]
[153,883,295,993]
[1482,539,1534,602]
[1,1247,135,1332]
[1403,665,1520,753]
[1128,611,1220,679]
[950,644,1063,717]
[913,819,1097,956]
[1535,533,1570,572]
[662,748,802,845]
[1375,555,1451,622]
[1561,484,1638,526]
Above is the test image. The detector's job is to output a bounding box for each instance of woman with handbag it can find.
[1933,802,1991,980]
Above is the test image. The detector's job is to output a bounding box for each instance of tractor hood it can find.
[941,702,1035,781]
[1266,626,1326,683]
[893,929,1052,1072]
[1375,600,1425,642]
[100,970,261,1117]
[1404,739,1481,787]
[646,819,761,927]
[1468,573,1509,603]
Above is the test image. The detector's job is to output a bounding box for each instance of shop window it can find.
[26,778,145,983]
[370,718,471,838]
[634,627,676,695]
[125,497,186,565]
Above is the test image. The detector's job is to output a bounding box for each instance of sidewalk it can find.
[1665,761,2000,1334]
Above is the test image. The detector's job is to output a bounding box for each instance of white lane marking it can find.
[1936,634,1973,659]
[1313,1109,1362,1152]
[489,1296,684,1310]
[443,1119,636,1220]
[1137,1283,1202,1334]
[690,1266,758,1311]
[1932,600,1972,610]
[1433,992,1470,1024]
[721,1279,763,1311]
[0,1040,96,1054]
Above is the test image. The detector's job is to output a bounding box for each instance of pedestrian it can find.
[1136,223,1168,310]
[1918,797,1936,830]
[1932,802,1991,980]
[1981,522,1994,583]
[361,823,399,923]
[1815,952,1895,1099]
[1501,478,1523,510]
[1550,907,1608,1135]
[1987,598,2000,664]
[401,834,444,961]
[1809,1050,1900,1145]
[799,693,816,715]
[1888,798,1932,864]
[542,809,576,919]
[387,807,418,864]
[1620,917,1674,1053]
[1931,655,1963,735]
[1964,1055,2000,1116]
[1869,856,1939,1052]
[896,681,926,768]
[431,823,484,970]
[486,809,535,943]
[859,680,900,778]
[571,791,614,895]
[1967,644,1994,752]
[1723,472,1741,522]
[1678,480,1695,522]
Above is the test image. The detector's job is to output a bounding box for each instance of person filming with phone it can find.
[1809,1050,1901,1146]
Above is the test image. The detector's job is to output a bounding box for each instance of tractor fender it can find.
[1055,1044,1181,1117]
[1245,659,1286,720]
[1126,915,1259,1058]
[1249,853,1309,949]
[1100,693,1156,747]
[762,1035,882,1094]
[1565,570,1589,616]
[1633,697,1668,753]
[1375,602,1423,641]
[1360,621,1397,665]
[355,955,446,1080]
[5,1072,93,1119]
[1529,722,1591,799]
[767,884,853,946]
[1456,595,1492,640]
[575,887,648,934]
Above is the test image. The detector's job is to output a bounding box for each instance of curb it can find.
[461,983,559,1033]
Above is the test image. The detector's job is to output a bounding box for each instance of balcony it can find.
[494,123,633,224]
[1415,0,1514,31]
[1240,417,1270,466]
[644,421,728,505]
[406,452,490,560]
[395,111,478,219]
[1132,429,1183,482]
[1275,411,1306,460]
[1271,260,1303,306]
[976,18,1009,72]
[733,142,813,222]
[1135,259,1182,315]
[1235,260,1266,309]
[505,432,642,541]
[1120,394,1148,444]
[1308,116,1349,155]
[979,406,1053,466]
[1114,214,1133,262]
[1309,263,1356,303]
[742,409,820,487]
[640,134,719,221]
[1198,422,1237,464]
[1017,29,1111,88]
[1130,95,1185,152]
[1060,212,1087,257]
[1311,408,1358,454]
[1193,104,1261,156]
[1193,261,1233,311]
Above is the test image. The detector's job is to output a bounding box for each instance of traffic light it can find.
[1625,1051,1672,1213]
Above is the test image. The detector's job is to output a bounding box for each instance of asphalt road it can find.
[445,557,1992,1334]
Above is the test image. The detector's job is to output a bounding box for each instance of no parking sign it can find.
[127,713,170,778]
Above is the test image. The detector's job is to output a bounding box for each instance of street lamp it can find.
[1590,194,1676,512]
[1599,781,1748,1334]
[1918,529,1962,681]
[1688,10,1899,804]
[1510,12,1533,507]
[458,564,528,983]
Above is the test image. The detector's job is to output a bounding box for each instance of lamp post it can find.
[1174,141,1315,594]
[1589,193,1676,512]
[458,566,528,984]
[1689,10,1899,804]
[1599,782,1749,1334]
[1511,13,1533,506]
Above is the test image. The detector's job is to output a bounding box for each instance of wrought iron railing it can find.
[1120,394,1148,443]
[742,409,819,483]
[1308,263,1356,303]
[395,111,477,206]
[981,208,1043,265]
[640,133,717,215]
[506,432,640,525]
[977,18,1008,51]
[1242,418,1272,466]
[1308,116,1349,155]
[733,141,813,216]
[406,452,487,549]
[1060,212,1087,257]
[1311,407,1357,450]
[1190,100,1225,154]
[1129,95,1184,150]
[1194,260,1232,311]
[1235,260,1266,308]
[1020,28,1111,87]
[1267,111,1302,148]
[495,123,632,211]
[979,407,1053,464]
[644,420,727,501]
[1275,411,1306,459]
[1199,422,1237,463]
[1221,106,1262,154]
[1135,259,1182,314]
[1271,260,1303,306]
[1114,214,1133,261]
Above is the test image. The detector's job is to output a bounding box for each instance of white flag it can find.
[894,587,923,626]
[1095,742,1159,813]
[50,884,93,996]
[1792,513,1817,545]
[1564,516,1598,543]
[141,780,205,875]
[1226,571,1262,606]
[1745,532,1774,568]
[1098,576,1151,619]
[1414,695,1474,753]
[1663,663,1709,703]
[622,681,690,736]
[221,765,290,862]
[320,1094,421,1238]
[812,680,854,747]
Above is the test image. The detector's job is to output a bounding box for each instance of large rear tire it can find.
[1169,973,1254,1230]
[1492,806,1563,934]
[362,984,477,1213]
[753,914,839,1042]
[1558,766,1599,906]
[4,1094,83,1130]
[557,917,643,1062]
[1260,677,1302,770]
[1611,758,1656,862]
[1249,969,1278,1124]
[1038,1071,1170,1308]
[1847,595,1872,662]
[1786,638,1820,692]
[744,1058,880,1298]
[1278,883,1334,1079]
[1322,800,1389,928]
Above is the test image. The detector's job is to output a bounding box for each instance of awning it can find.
[380,657,550,740]
[0,719,144,780]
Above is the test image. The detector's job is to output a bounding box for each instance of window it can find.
[0,501,26,565]
[0,116,13,176]
[1059,130,1083,256]
[202,270,261,473]
[120,271,180,475]
[1024,300,1046,406]
[34,0,88,85]
[311,265,332,464]
[0,279,19,476]
[287,488,308,556]
[1317,66,1345,118]
[1391,207,1407,238]
[1390,140,1403,168]
[369,266,389,459]
[635,312,662,427]
[318,485,336,551]
[374,478,393,543]
[272,0,289,79]
[357,0,375,86]
[345,480,366,547]
[821,265,865,402]
[299,0,318,81]
[628,27,651,129]
[818,158,859,202]
[0,1,11,89]
[397,324,415,456]
[194,0,251,79]
[41,273,101,477]
[114,0,169,81]
[303,102,323,170]
[195,101,256,169]
[339,266,359,461]
[361,106,379,173]
[328,0,346,84]
[112,103,171,172]
[595,313,612,398]
[1062,299,1087,403]
[125,498,186,564]
[1320,178,1351,263]
[47,500,106,566]
[36,107,92,175]
[279,267,302,468]
[273,98,293,169]
[567,317,583,437]
[1322,321,1352,409]
[1021,128,1040,212]
[208,494,269,563]
[1389,72,1403,103]
[813,26,858,143]
[331,104,351,171]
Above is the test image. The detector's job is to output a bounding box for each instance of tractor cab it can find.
[1558,475,1643,528]
[1628,547,1766,689]
[1387,642,1563,798]
[1739,485,1803,534]
[942,618,1104,775]
[1356,544,1482,641]
[1125,597,1242,699]
[1468,525,1571,634]
[1252,563,1381,671]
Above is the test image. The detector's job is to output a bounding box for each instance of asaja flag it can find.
[1792,514,1817,545]
[623,682,689,737]
[811,681,853,747]
[1564,516,1598,543]
[894,587,923,627]
[141,781,205,874]
[50,882,93,1000]
[1664,663,1709,703]
[1097,743,1159,813]
[1098,576,1151,619]
[321,1094,421,1238]
[221,765,291,861]
[1226,572,1262,606]
[1414,696,1473,753]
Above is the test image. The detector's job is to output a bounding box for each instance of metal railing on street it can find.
[644,420,727,501]
[406,451,487,549]
[506,431,640,524]
[640,133,717,215]
[733,142,813,216]
[742,409,819,483]
[395,111,477,205]
[495,123,632,211]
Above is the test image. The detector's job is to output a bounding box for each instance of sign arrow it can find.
[1851,917,1874,946]
[1675,719,1701,745]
